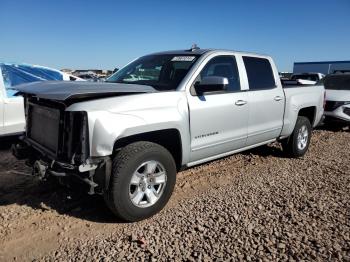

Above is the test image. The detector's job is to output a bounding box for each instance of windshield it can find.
[324,74,350,90]
[291,74,318,81]
[106,54,199,91]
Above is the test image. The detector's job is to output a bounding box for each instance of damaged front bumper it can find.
[12,139,112,195]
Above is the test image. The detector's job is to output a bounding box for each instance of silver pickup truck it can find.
[13,48,325,221]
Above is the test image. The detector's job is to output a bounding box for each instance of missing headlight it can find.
[63,111,90,163]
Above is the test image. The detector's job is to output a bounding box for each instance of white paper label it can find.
[171,56,196,62]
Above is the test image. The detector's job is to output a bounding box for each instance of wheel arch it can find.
[113,129,183,171]
[298,106,316,126]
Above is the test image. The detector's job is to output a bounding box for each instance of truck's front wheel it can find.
[104,141,176,222]
[282,116,312,158]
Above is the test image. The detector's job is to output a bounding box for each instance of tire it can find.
[104,141,177,222]
[282,116,312,158]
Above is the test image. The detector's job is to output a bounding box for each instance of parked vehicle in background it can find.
[290,73,325,85]
[0,63,84,136]
[13,48,325,222]
[279,72,292,81]
[323,73,350,124]
[76,72,100,82]
[293,60,350,75]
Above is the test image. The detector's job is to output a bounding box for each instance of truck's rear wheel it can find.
[104,141,176,222]
[282,116,312,158]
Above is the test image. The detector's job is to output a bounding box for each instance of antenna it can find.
[189,44,200,51]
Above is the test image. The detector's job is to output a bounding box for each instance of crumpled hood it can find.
[326,89,350,102]
[14,81,156,101]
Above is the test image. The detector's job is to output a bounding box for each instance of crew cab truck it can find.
[13,48,325,222]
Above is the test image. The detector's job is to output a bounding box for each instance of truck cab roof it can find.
[149,48,270,59]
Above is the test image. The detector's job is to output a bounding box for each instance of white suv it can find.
[324,73,350,124]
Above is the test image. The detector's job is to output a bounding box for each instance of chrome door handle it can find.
[274,96,283,101]
[235,100,247,106]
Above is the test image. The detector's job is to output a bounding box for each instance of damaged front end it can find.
[12,96,111,195]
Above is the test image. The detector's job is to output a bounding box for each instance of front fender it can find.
[87,109,190,163]
[88,111,145,156]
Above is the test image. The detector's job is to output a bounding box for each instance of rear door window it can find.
[243,57,276,90]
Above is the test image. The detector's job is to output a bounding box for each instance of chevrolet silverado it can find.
[13,48,325,221]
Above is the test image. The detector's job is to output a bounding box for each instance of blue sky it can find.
[1,0,349,71]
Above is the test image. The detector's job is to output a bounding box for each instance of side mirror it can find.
[194,76,228,95]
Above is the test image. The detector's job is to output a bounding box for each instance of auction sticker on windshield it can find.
[171,56,196,62]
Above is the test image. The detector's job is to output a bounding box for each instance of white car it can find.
[324,73,350,124]
[0,63,84,136]
[291,73,325,85]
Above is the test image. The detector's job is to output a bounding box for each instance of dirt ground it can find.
[0,127,349,261]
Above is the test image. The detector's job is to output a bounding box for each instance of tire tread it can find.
[104,141,176,221]
[282,116,312,158]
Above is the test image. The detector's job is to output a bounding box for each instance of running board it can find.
[186,139,276,168]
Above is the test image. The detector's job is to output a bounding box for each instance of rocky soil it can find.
[0,128,349,261]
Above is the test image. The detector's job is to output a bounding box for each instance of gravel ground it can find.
[0,128,349,261]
